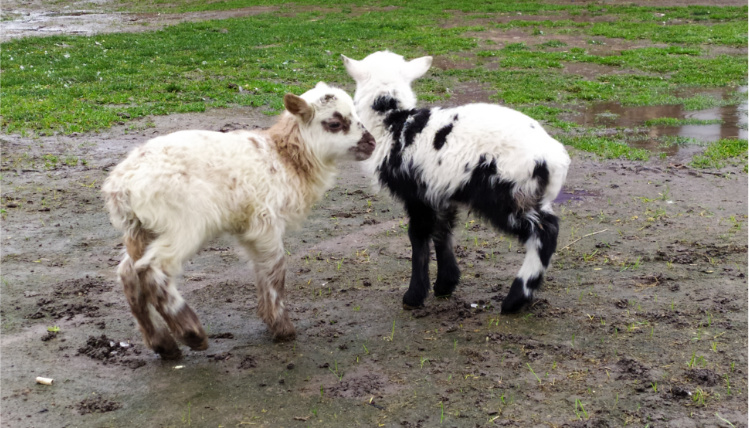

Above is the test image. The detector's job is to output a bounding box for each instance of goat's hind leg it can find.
[118,253,181,360]
[432,205,460,298]
[501,210,559,313]
[141,265,208,351]
[134,235,208,351]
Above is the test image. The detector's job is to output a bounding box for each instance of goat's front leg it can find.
[242,236,295,340]
[402,201,436,309]
[433,205,460,298]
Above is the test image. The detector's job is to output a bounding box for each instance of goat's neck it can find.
[265,115,333,198]
[357,99,405,173]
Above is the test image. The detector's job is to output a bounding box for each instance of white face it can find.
[342,51,433,111]
[285,83,375,162]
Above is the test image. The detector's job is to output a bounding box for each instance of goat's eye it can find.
[328,122,341,129]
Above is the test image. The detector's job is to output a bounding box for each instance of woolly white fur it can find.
[103,82,370,277]
[343,51,570,212]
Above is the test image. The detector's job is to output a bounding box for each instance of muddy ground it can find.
[2,2,748,428]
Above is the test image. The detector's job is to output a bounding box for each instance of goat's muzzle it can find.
[352,131,376,161]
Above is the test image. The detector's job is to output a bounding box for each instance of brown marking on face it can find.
[248,137,260,149]
[263,114,317,183]
[321,112,351,134]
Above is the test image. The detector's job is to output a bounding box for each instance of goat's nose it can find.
[363,131,375,147]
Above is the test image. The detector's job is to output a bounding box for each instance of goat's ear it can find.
[402,56,432,82]
[315,81,330,90]
[341,54,369,82]
[284,93,314,124]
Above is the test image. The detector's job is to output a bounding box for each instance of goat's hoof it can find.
[149,332,182,360]
[402,291,427,309]
[153,344,183,360]
[433,280,459,297]
[500,296,531,314]
[273,331,297,342]
[181,331,209,351]
[270,318,296,342]
[402,302,424,310]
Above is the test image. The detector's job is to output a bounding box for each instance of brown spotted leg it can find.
[130,233,209,352]
[143,266,209,351]
[119,233,182,360]
[240,235,295,340]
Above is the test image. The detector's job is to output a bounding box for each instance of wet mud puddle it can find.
[572,86,747,153]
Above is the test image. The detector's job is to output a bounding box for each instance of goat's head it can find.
[341,51,433,112]
[284,82,375,162]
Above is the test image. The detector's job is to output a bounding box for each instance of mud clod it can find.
[74,396,122,414]
[326,373,385,399]
[77,335,142,368]
[616,358,652,381]
[238,356,258,369]
[688,368,720,386]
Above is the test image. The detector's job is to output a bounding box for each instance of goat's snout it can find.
[352,131,376,160]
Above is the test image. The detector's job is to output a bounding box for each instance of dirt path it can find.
[1,103,746,426]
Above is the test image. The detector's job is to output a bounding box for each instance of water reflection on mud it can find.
[572,87,748,152]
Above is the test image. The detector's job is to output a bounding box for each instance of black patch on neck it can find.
[433,123,453,150]
[402,109,431,147]
[372,95,399,113]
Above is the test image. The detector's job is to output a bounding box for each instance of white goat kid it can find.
[342,51,570,314]
[103,82,375,360]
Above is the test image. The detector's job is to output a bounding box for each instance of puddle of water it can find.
[554,188,599,204]
[571,86,748,153]
[1,6,278,41]
[2,11,126,39]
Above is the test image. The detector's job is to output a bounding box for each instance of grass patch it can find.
[644,118,724,126]
[1,0,746,164]
[690,138,748,169]
[560,135,651,161]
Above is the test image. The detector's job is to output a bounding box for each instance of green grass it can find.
[560,135,651,161]
[690,138,748,169]
[1,0,747,165]
[644,118,724,126]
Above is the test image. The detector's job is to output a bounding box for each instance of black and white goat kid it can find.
[342,51,570,313]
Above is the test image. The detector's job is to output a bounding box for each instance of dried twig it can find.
[560,229,609,251]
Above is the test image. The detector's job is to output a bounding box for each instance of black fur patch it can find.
[532,160,550,193]
[379,157,429,202]
[372,95,399,113]
[536,211,559,268]
[452,155,530,239]
[433,123,453,150]
[402,109,431,147]
[383,109,412,144]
